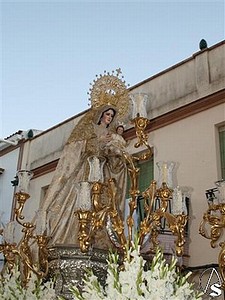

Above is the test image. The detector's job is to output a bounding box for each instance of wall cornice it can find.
[32,159,58,179]
[124,88,225,140]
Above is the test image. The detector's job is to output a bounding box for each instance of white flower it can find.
[66,244,203,300]
[0,264,56,300]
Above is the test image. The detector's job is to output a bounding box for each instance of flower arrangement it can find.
[0,241,203,300]
[65,241,203,300]
[0,264,56,300]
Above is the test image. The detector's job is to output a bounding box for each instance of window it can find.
[219,126,225,179]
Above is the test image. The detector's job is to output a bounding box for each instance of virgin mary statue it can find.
[38,70,131,250]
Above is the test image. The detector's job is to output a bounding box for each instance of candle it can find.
[35,209,47,235]
[88,156,105,182]
[130,93,148,119]
[172,186,183,215]
[75,181,92,210]
[16,170,33,193]
[215,180,225,203]
[156,161,175,188]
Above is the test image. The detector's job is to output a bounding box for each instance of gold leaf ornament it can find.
[88,70,130,120]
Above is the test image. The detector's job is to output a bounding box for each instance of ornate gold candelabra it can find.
[75,114,188,259]
[0,171,49,286]
[139,180,188,257]
[199,180,225,289]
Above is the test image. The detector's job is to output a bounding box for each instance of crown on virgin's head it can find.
[116,121,126,129]
[87,69,130,120]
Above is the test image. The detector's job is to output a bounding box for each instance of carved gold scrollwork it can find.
[199,204,225,248]
[0,191,49,286]
[131,116,152,161]
[199,202,225,289]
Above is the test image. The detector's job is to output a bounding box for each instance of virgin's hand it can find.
[100,133,112,144]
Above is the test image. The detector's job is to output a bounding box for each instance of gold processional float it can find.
[0,70,190,296]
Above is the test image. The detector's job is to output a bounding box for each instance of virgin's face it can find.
[101,109,115,125]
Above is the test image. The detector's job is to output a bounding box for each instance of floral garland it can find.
[64,242,203,300]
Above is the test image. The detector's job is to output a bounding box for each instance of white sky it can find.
[0,0,224,138]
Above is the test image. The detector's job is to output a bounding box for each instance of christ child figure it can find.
[105,125,127,155]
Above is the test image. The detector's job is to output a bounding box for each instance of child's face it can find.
[116,126,124,135]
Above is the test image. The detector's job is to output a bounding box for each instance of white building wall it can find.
[20,116,82,171]
[152,103,225,266]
